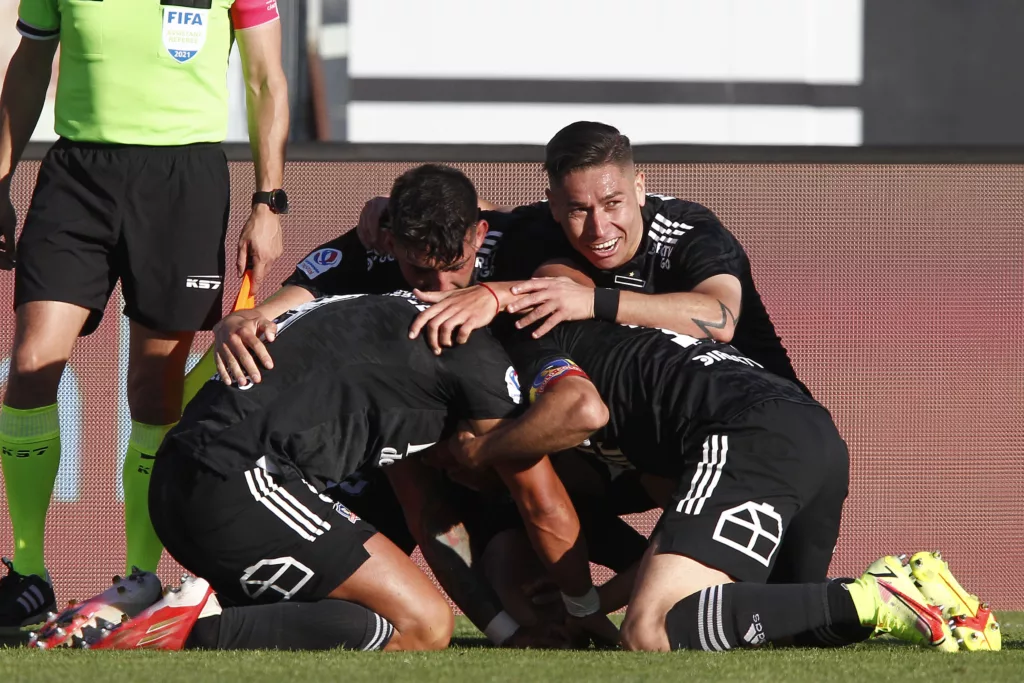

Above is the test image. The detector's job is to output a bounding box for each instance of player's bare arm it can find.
[0,36,58,270]
[212,284,315,386]
[235,18,289,292]
[383,458,515,643]
[510,262,742,342]
[448,376,607,469]
[482,441,619,647]
[384,456,568,649]
[616,273,741,342]
[596,562,641,615]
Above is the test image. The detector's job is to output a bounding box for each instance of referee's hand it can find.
[0,194,16,270]
[237,204,283,293]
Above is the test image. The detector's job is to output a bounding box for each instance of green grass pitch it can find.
[2,613,1022,682]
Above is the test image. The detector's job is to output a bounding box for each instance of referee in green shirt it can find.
[0,0,289,633]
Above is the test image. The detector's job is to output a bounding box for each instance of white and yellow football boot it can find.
[908,551,1000,651]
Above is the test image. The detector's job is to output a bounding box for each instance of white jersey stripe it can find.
[653,213,695,233]
[685,435,719,515]
[254,470,326,536]
[272,481,332,532]
[694,436,728,515]
[254,470,320,534]
[257,494,317,541]
[678,437,711,514]
[247,469,319,541]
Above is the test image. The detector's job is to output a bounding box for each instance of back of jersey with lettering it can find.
[503,320,820,477]
[165,293,522,488]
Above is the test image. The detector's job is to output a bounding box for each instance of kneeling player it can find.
[449,273,965,653]
[55,292,609,651]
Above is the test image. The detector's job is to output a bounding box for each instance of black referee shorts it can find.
[149,454,378,605]
[656,400,849,584]
[15,138,229,335]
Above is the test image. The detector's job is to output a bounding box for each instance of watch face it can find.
[271,189,290,214]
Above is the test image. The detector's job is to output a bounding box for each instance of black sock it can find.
[792,579,873,648]
[665,582,863,651]
[185,600,394,651]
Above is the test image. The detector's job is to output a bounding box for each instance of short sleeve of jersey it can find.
[17,0,60,39]
[230,0,280,29]
[282,231,367,298]
[499,326,575,399]
[440,329,524,420]
[660,202,748,292]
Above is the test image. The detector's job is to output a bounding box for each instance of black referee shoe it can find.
[0,557,56,641]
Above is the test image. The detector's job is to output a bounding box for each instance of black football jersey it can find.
[492,197,807,393]
[163,293,524,489]
[281,210,538,296]
[502,320,821,478]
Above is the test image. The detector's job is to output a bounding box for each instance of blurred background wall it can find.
[5,0,1024,146]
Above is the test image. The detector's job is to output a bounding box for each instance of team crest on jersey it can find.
[332,501,361,524]
[298,248,342,279]
[504,366,522,404]
[162,8,209,63]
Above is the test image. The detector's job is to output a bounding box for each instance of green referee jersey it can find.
[17,0,240,146]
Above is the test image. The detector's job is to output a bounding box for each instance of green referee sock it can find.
[0,404,61,579]
[123,421,175,574]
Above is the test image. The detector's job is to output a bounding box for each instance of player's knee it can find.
[6,346,68,406]
[401,594,454,651]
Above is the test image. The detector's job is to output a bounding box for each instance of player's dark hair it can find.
[544,121,634,185]
[386,164,480,267]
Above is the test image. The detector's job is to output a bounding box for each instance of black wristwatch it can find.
[252,189,290,215]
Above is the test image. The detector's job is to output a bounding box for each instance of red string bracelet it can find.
[480,283,501,316]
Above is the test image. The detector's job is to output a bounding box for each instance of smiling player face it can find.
[546,163,647,270]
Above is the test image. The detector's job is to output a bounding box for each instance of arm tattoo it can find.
[691,300,736,339]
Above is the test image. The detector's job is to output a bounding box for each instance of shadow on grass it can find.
[450,636,491,649]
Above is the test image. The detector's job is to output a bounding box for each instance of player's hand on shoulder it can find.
[0,192,16,270]
[507,276,596,338]
[212,309,278,387]
[237,205,284,293]
[408,284,512,354]
[356,196,390,253]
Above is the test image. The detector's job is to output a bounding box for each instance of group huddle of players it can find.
[30,121,1000,654]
